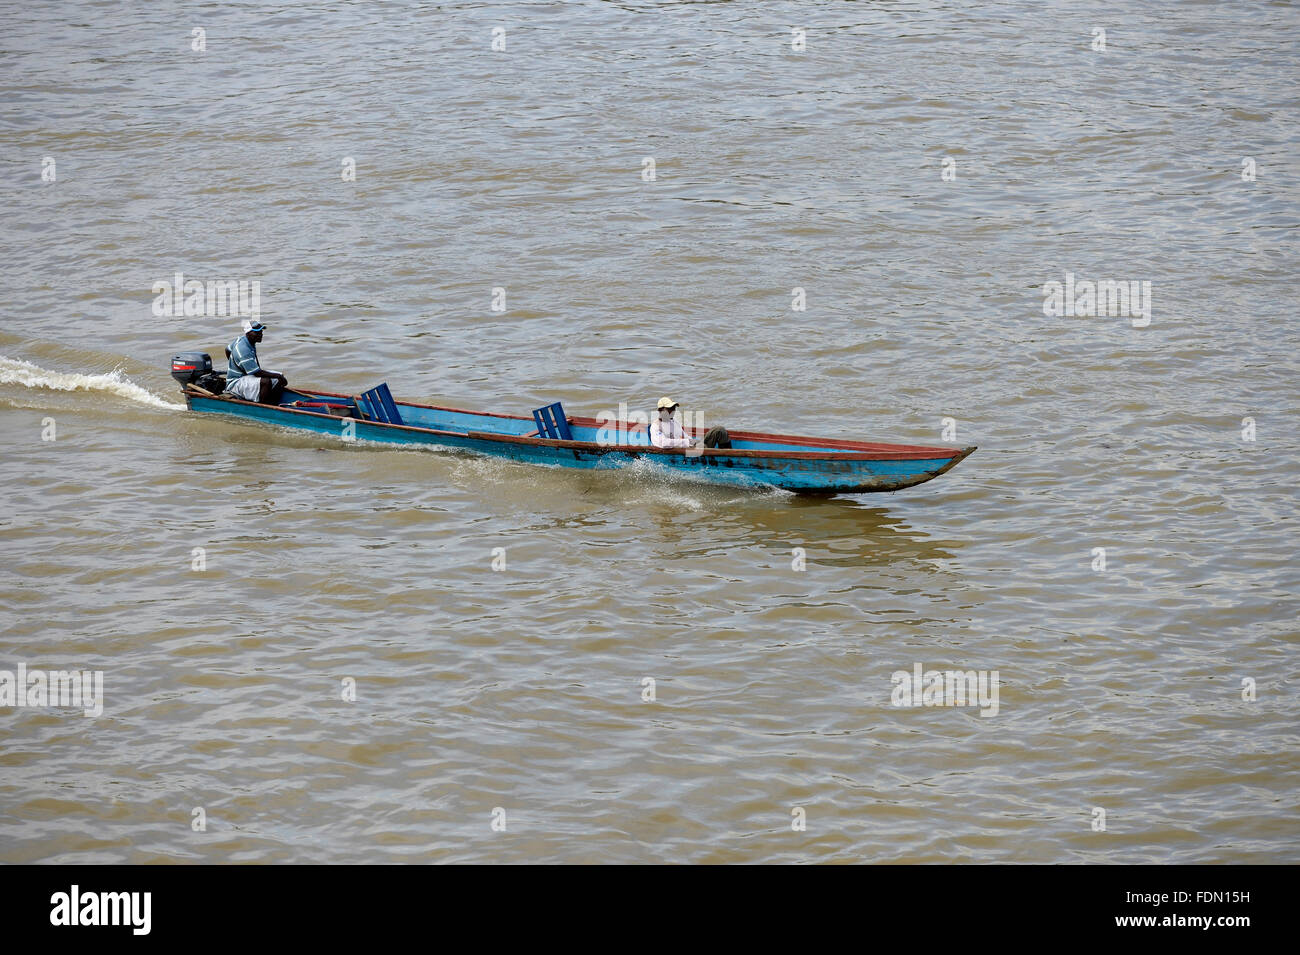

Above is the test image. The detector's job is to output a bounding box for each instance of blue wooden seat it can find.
[532,402,573,440]
[357,383,403,425]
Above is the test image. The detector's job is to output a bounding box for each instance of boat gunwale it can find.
[185,387,976,463]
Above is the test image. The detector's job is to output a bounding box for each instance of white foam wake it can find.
[0,355,183,410]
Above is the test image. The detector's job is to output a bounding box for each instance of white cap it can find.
[657,396,678,411]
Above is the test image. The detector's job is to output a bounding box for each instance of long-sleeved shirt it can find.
[650,415,694,448]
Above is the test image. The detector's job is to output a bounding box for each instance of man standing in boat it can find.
[224,320,288,404]
[650,396,731,450]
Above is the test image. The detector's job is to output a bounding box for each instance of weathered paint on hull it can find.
[185,395,973,495]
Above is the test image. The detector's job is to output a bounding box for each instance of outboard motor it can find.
[171,352,211,385]
[171,352,226,393]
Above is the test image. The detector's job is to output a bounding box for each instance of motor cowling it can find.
[171,352,212,385]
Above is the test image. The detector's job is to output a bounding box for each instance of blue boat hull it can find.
[184,390,974,495]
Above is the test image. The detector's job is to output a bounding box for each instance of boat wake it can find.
[0,355,183,411]
[439,442,790,508]
[603,455,794,508]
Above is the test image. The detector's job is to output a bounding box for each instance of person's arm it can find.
[241,349,284,382]
[652,418,694,448]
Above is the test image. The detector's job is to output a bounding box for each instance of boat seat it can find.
[356,383,403,425]
[532,402,573,440]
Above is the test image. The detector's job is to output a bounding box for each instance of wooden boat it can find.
[171,354,975,495]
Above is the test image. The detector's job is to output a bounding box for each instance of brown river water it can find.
[1,1,1297,863]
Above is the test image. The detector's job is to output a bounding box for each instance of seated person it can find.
[650,396,731,449]
[224,320,288,404]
